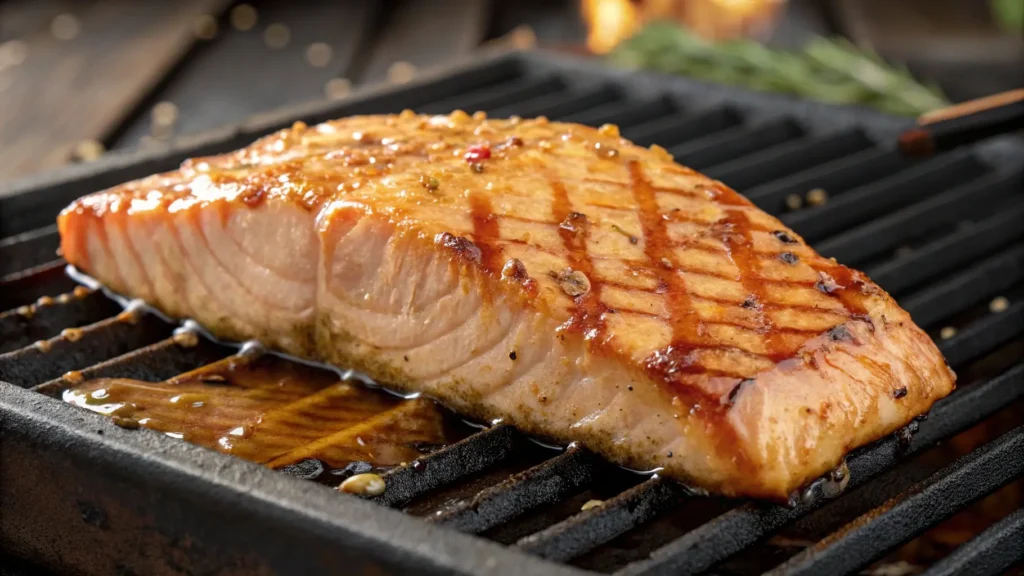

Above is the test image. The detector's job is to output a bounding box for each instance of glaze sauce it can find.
[629,161,703,374]
[64,353,473,471]
[549,178,608,340]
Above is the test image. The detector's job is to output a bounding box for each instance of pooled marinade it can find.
[64,352,473,471]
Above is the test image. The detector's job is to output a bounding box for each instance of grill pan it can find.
[1,49,1022,576]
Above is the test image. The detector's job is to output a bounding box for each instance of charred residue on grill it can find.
[63,353,472,472]
[894,420,919,450]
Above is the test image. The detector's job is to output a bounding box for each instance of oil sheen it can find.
[63,353,472,470]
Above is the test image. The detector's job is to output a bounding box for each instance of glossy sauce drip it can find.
[629,161,704,377]
[468,192,504,275]
[706,181,868,315]
[64,354,472,470]
[549,178,608,340]
[814,262,871,316]
[718,209,791,362]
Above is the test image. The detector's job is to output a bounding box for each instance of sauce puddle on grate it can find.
[62,352,474,481]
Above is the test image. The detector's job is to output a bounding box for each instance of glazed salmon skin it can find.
[58,111,955,500]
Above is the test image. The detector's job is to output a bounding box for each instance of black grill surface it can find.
[1,50,1022,576]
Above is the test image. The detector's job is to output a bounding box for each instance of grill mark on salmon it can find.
[57,112,955,500]
[719,209,789,362]
[469,193,503,275]
[630,161,705,380]
[549,177,608,341]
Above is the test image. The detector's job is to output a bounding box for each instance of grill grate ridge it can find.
[430,444,596,534]
[778,151,986,241]
[625,106,742,149]
[703,129,874,190]
[516,476,687,563]
[668,118,805,170]
[0,310,170,387]
[373,424,521,508]
[815,168,1024,266]
[898,243,1024,328]
[921,507,1024,576]
[767,426,1024,576]
[744,147,916,213]
[0,288,122,354]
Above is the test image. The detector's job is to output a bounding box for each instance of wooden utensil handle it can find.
[900,88,1024,156]
[918,88,1024,125]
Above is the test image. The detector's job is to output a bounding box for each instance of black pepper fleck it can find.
[627,385,634,391]
[779,252,799,264]
[772,230,798,244]
[403,355,409,362]
[851,313,875,332]
[741,296,758,309]
[667,452,673,458]
[893,386,908,399]
[725,379,754,406]
[509,351,517,360]
[816,273,840,294]
[827,325,852,342]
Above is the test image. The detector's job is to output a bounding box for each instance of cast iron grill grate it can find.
[1,51,1022,576]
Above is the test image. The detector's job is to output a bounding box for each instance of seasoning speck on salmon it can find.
[552,268,591,297]
[57,112,955,501]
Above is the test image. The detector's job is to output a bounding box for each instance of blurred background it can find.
[0,0,1021,182]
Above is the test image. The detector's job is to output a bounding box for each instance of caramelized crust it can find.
[58,112,956,499]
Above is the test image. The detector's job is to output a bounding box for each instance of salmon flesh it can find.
[58,112,955,500]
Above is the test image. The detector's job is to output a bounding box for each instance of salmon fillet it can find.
[57,111,955,500]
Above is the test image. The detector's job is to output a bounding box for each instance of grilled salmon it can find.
[57,111,955,500]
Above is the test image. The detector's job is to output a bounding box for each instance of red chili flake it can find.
[464,145,491,163]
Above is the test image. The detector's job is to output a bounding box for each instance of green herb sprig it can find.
[609,22,950,116]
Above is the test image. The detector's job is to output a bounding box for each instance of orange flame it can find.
[582,0,640,55]
[582,0,786,54]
